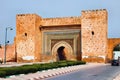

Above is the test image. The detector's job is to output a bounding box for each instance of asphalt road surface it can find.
[46,64,120,80]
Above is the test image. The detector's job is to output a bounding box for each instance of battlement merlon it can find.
[81,9,107,14]
[81,9,108,19]
[16,13,42,26]
[16,14,42,24]
[16,14,42,18]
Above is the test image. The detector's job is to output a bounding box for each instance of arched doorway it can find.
[51,41,73,61]
[57,46,66,60]
[108,38,120,62]
[113,44,120,59]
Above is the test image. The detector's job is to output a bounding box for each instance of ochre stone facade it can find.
[16,14,42,62]
[1,9,118,63]
[16,14,81,62]
[0,44,16,62]
[107,38,120,62]
[81,10,108,62]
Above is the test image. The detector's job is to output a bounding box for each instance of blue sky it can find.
[0,0,120,44]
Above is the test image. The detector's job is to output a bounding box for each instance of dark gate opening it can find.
[57,46,66,60]
[113,44,120,59]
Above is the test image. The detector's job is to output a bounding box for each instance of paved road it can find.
[46,64,120,80]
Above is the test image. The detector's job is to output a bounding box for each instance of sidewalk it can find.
[0,62,45,67]
[113,74,120,80]
[0,63,109,80]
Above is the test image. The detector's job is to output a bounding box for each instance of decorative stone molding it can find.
[41,16,81,26]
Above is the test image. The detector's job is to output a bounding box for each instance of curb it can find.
[1,63,107,80]
[1,65,82,80]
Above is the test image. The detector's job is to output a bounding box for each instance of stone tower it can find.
[16,14,42,62]
[81,9,108,62]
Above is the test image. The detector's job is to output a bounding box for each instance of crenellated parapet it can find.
[16,14,81,26]
[82,9,107,14]
[16,14,41,23]
[17,14,42,18]
[81,9,107,19]
[82,9,106,13]
[41,16,81,26]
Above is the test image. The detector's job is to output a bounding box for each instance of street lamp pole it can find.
[4,27,13,64]
[0,44,2,48]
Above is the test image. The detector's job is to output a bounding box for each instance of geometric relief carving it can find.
[51,41,73,61]
[51,39,73,49]
[42,29,81,55]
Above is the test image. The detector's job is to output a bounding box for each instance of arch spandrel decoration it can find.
[51,39,73,49]
[51,41,73,61]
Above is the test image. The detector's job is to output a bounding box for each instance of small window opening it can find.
[92,31,94,35]
[25,33,27,36]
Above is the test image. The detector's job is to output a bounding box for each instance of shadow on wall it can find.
[57,46,66,61]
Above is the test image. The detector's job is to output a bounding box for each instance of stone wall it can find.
[107,38,120,62]
[40,16,81,62]
[16,14,42,62]
[15,9,111,63]
[41,16,81,26]
[34,14,42,62]
[16,13,82,62]
[81,9,108,62]
[0,44,15,62]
